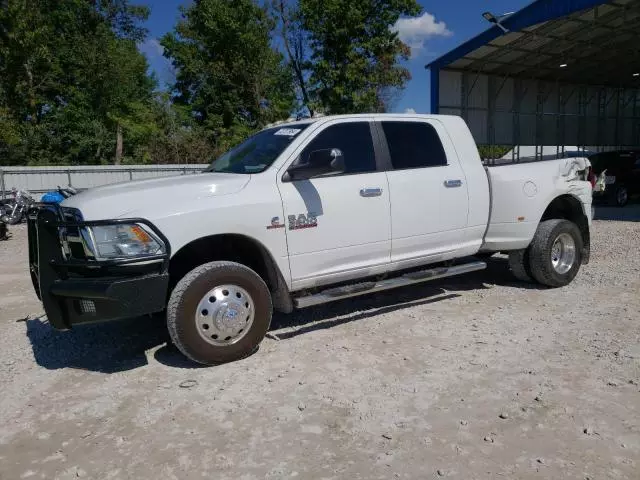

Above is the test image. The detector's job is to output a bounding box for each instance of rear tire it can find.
[167,261,272,365]
[508,249,533,282]
[528,219,583,288]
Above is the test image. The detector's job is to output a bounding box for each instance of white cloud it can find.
[404,108,417,114]
[138,38,165,59]
[392,12,452,54]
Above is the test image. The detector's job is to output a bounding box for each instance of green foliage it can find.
[299,0,421,113]
[161,0,295,155]
[477,145,512,160]
[1,0,428,166]
[0,106,20,146]
[144,93,217,165]
[93,0,150,41]
[271,0,315,116]
[0,0,155,165]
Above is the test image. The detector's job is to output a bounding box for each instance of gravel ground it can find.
[0,209,639,480]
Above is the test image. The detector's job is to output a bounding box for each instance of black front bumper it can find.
[27,206,171,330]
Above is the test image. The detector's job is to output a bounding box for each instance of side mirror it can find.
[285,148,345,181]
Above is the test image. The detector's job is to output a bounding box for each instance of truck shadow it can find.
[269,256,542,339]
[24,256,539,372]
[270,290,461,340]
[24,314,171,373]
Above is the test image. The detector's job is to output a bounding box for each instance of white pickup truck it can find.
[27,114,593,365]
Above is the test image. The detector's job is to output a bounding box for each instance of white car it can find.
[28,114,593,365]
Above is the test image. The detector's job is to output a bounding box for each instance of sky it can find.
[137,0,533,114]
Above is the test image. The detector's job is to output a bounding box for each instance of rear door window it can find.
[381,121,447,169]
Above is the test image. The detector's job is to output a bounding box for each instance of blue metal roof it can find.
[425,0,611,71]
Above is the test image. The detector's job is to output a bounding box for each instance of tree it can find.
[86,0,154,164]
[92,0,150,41]
[0,0,155,165]
[2,0,428,167]
[93,36,158,164]
[146,93,217,165]
[0,0,55,128]
[271,0,314,116]
[161,0,295,154]
[299,0,421,114]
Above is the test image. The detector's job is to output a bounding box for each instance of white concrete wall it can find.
[0,164,207,198]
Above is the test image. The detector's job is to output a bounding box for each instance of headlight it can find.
[85,224,165,260]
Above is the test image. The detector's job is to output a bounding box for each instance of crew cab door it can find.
[377,119,470,266]
[277,119,391,290]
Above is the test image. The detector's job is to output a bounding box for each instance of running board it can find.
[294,261,487,309]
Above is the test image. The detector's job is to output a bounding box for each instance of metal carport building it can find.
[426,0,640,161]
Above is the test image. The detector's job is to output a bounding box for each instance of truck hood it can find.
[62,173,251,220]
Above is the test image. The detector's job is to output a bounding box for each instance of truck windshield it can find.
[205,124,310,174]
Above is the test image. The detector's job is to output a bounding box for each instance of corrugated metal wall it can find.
[439,69,640,152]
[0,165,207,198]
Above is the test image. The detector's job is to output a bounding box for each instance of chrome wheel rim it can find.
[550,233,576,275]
[617,188,628,205]
[195,284,254,346]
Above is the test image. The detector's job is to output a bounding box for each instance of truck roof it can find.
[264,113,459,130]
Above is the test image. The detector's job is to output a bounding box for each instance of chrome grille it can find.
[59,208,92,260]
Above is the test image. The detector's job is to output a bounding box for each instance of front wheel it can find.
[167,261,273,365]
[528,219,583,288]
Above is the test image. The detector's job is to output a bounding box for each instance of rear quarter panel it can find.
[484,159,592,251]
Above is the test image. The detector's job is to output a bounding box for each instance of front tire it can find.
[528,219,583,288]
[167,261,272,365]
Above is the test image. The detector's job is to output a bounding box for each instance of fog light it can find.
[79,299,96,314]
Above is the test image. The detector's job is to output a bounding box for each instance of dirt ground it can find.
[0,207,639,480]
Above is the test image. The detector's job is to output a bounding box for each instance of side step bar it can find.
[294,261,487,309]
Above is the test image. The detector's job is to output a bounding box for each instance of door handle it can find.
[360,187,383,197]
[444,179,463,188]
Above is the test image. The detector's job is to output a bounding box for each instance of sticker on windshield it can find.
[274,128,301,136]
[243,165,266,173]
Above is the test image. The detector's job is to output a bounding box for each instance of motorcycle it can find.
[0,188,35,225]
[41,185,78,204]
[0,185,77,223]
